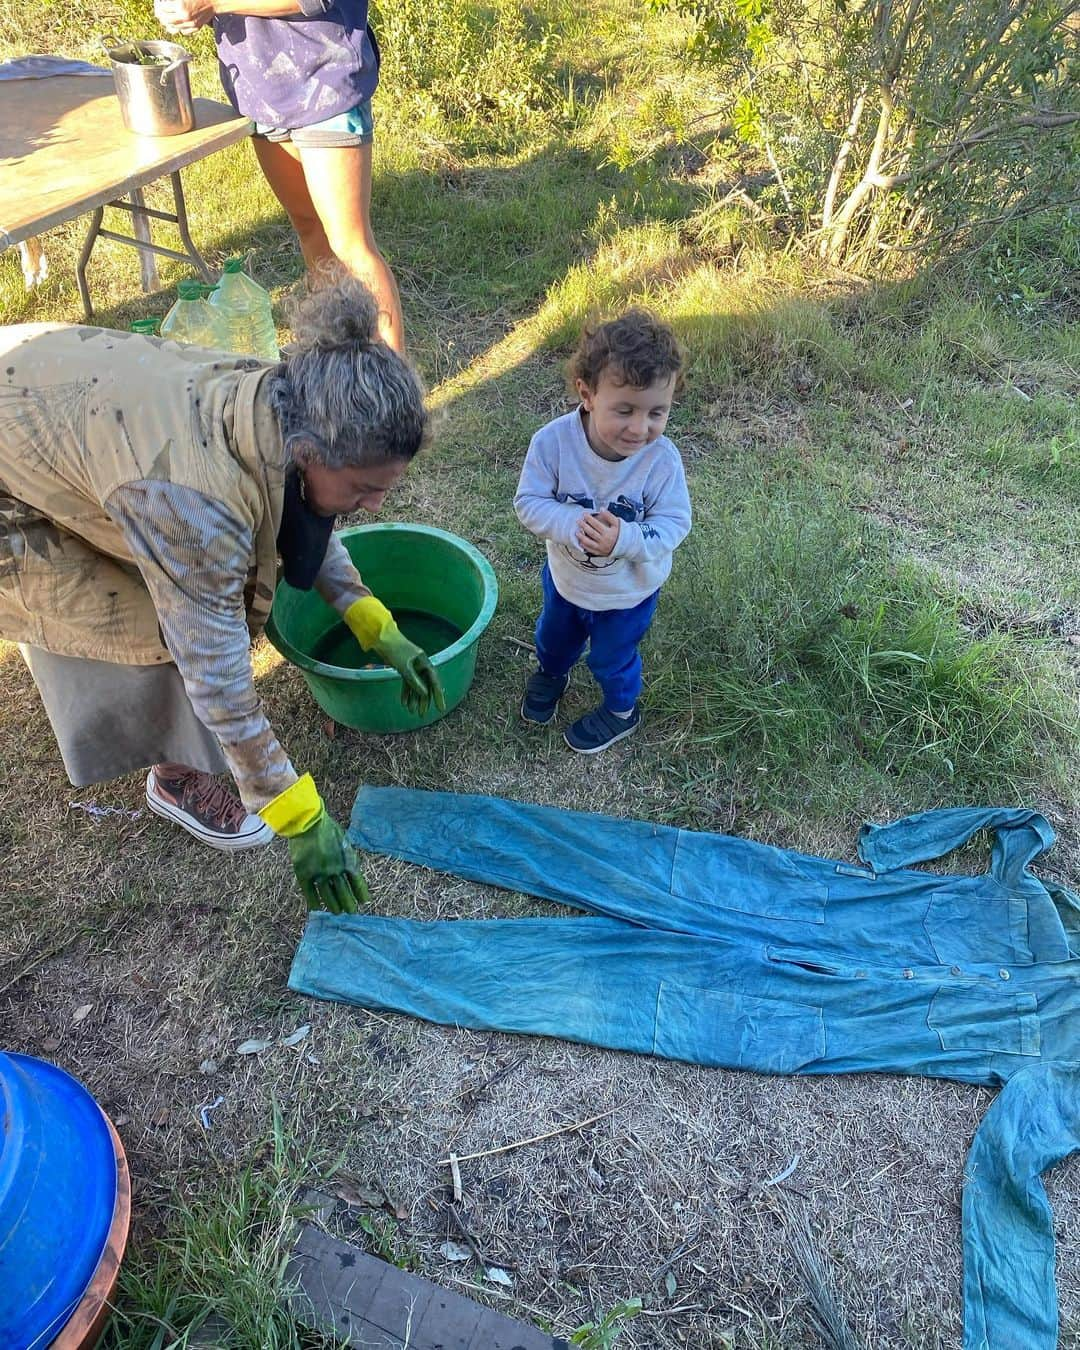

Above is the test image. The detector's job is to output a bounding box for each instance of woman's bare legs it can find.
[251,136,404,353]
[298,142,404,353]
[252,136,333,272]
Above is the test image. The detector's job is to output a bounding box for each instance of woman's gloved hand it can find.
[259,774,369,913]
[344,596,447,718]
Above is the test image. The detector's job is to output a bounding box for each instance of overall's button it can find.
[902,969,914,979]
[999,969,1011,980]
[950,965,962,976]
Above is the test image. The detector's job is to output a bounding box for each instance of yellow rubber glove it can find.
[259,773,369,914]
[344,596,446,718]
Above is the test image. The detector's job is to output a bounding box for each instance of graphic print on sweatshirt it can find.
[555,491,650,570]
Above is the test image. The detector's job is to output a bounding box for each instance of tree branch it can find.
[821,90,867,232]
[883,0,924,85]
[868,110,1080,189]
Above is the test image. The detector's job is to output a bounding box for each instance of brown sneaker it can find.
[145,768,273,851]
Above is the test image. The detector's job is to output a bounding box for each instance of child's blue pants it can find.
[534,562,659,711]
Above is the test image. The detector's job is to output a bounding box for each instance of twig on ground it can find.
[461,1054,527,1111]
[446,1203,490,1267]
[438,1105,620,1165]
[449,1153,463,1204]
[649,1234,705,1285]
[763,1154,801,1187]
[0,915,130,997]
[500,635,537,654]
[446,1202,519,1272]
[0,933,81,997]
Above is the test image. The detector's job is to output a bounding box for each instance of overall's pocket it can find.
[671,831,828,924]
[923,888,1019,967]
[927,987,1040,1059]
[765,947,860,978]
[924,889,1071,968]
[652,981,825,1072]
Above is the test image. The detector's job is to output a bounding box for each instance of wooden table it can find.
[0,74,252,319]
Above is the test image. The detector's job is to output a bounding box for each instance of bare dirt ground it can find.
[3,632,1079,1348]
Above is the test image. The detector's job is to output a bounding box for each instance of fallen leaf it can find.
[322,718,337,740]
[332,1179,385,1210]
[665,1271,678,1298]
[377,1182,408,1220]
[199,1059,218,1075]
[72,1003,93,1023]
[485,1266,514,1287]
[439,1241,472,1263]
[236,1037,274,1055]
[40,1036,61,1053]
[279,1024,310,1047]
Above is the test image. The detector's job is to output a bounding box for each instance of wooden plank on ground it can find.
[286,1222,571,1350]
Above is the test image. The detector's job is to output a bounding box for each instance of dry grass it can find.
[3,612,1079,1346]
[3,1,1080,1342]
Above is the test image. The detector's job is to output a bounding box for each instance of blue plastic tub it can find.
[0,1052,117,1350]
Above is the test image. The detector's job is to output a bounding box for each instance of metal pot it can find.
[105,39,195,137]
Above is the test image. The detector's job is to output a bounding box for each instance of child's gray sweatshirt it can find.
[514,408,691,611]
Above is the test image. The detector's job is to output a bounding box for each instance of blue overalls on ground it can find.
[289,789,1080,1349]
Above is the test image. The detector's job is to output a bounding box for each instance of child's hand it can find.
[576,509,620,557]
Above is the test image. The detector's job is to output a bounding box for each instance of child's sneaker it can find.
[564,704,640,753]
[520,669,570,724]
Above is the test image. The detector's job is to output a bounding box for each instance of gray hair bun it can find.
[272,274,429,470]
[290,273,380,353]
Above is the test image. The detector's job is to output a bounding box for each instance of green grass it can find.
[102,1108,336,1350]
[3,0,1080,1343]
[650,489,1074,821]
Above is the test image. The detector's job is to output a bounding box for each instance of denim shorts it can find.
[255,98,374,148]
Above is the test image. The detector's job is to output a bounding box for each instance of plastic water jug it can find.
[160,279,231,349]
[210,257,279,360]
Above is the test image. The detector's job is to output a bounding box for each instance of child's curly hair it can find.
[569,308,685,394]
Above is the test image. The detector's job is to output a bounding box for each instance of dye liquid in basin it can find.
[310,609,464,671]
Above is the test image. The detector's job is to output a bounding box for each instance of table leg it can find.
[76,205,105,322]
[130,189,160,294]
[170,172,213,283]
[75,170,214,319]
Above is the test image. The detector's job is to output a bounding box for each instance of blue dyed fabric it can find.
[288,789,1080,1348]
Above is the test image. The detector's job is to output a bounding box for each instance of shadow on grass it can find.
[2,111,1077,825]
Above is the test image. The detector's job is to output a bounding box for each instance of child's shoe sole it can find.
[520,701,558,725]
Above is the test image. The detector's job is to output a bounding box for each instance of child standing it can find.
[514,309,691,753]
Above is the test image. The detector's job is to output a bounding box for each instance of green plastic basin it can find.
[266,523,498,733]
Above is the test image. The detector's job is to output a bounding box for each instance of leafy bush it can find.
[649,0,1080,270]
[370,0,557,143]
